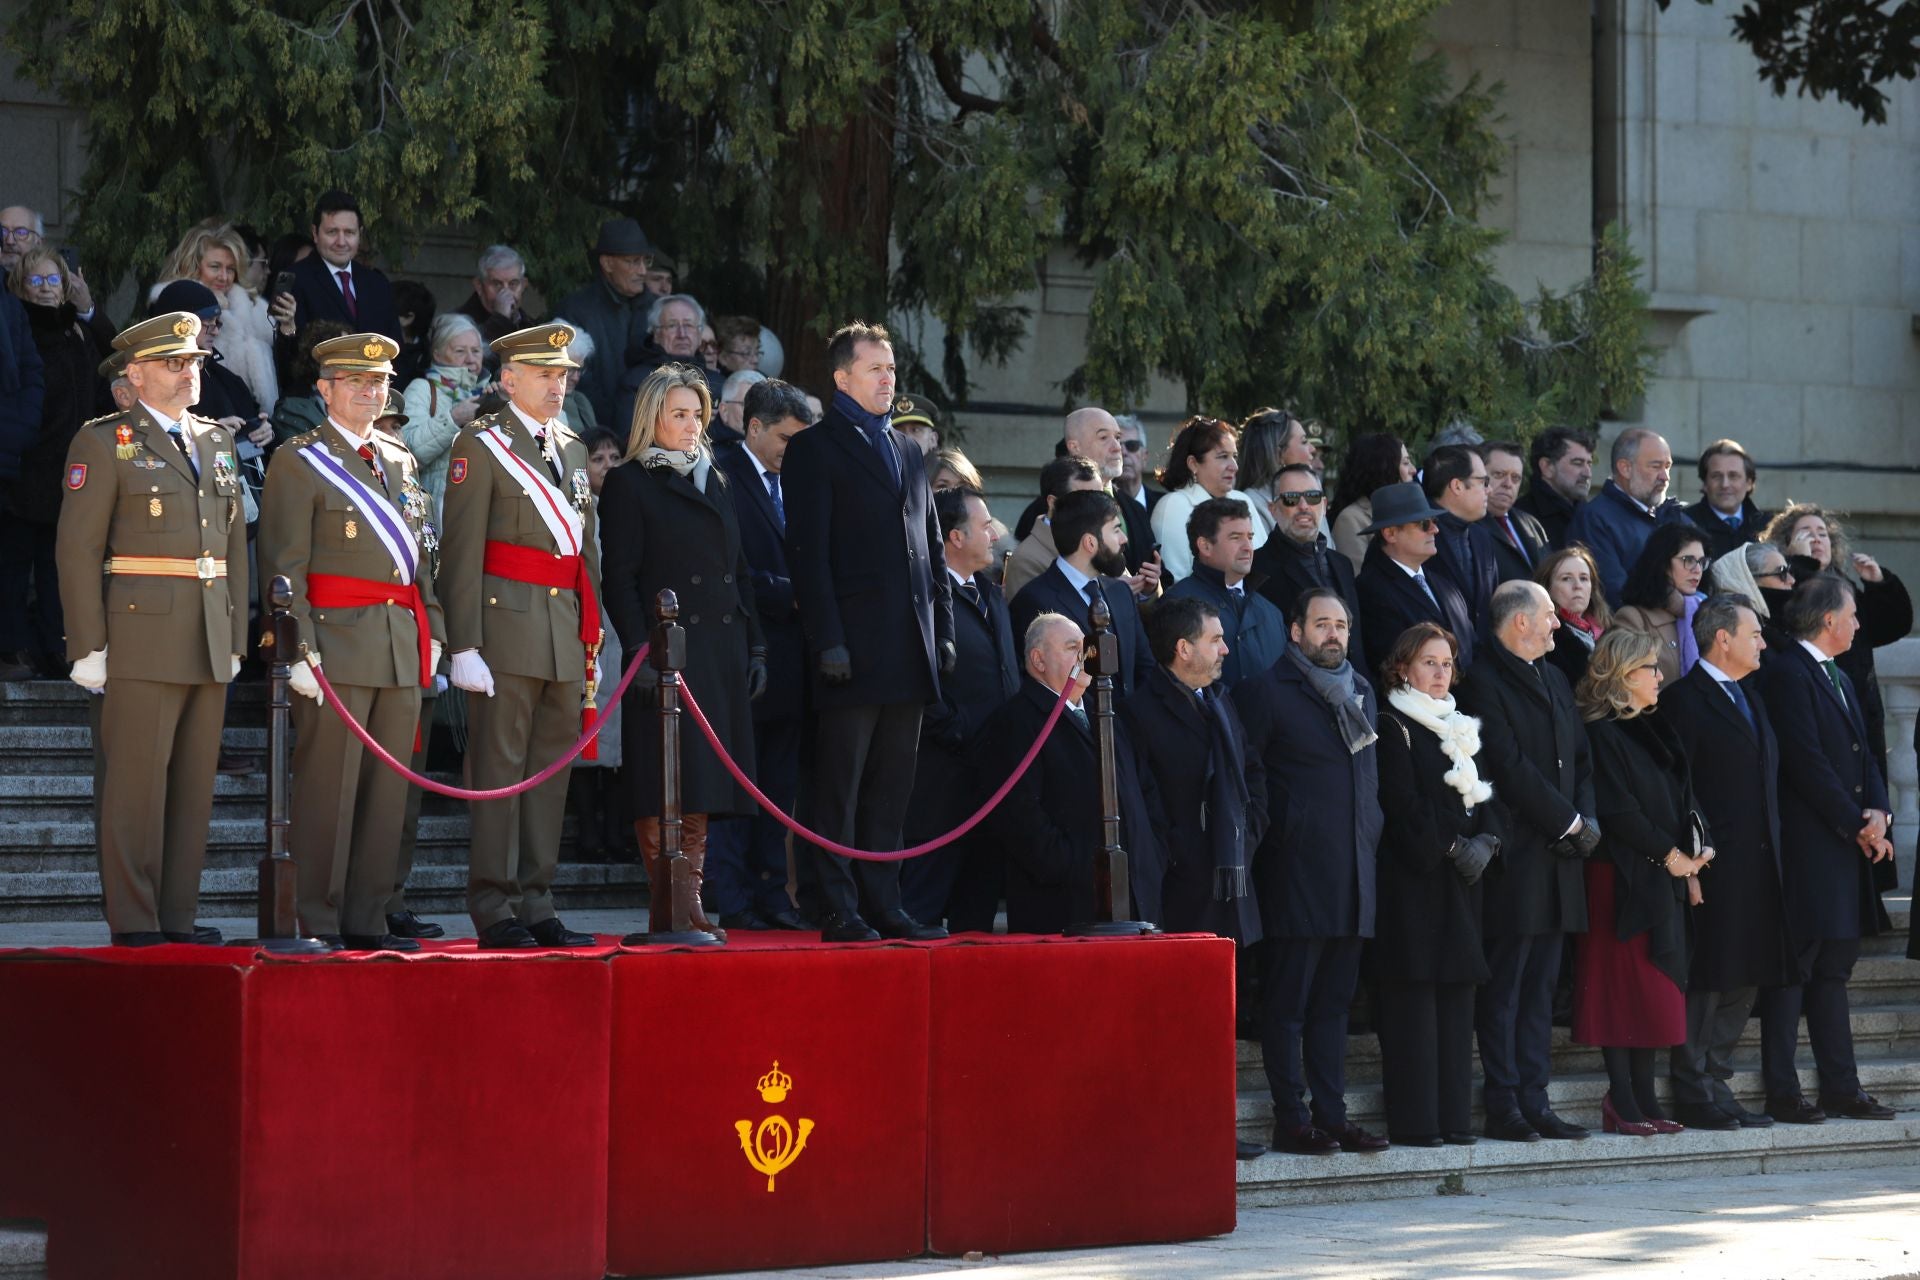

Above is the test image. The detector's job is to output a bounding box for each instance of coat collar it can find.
[1679,662,1756,743]
[822,403,903,492]
[132,403,201,488]
[1147,665,1211,741]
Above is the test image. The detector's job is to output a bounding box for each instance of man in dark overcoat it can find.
[1457,580,1599,1142]
[1355,482,1477,674]
[1660,594,1797,1129]
[1008,488,1155,697]
[1234,588,1387,1156]
[1753,575,1897,1123]
[781,321,955,942]
[1251,464,1368,682]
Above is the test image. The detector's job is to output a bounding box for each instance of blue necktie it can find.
[864,423,900,489]
[1719,679,1755,732]
[765,471,785,525]
[167,425,198,482]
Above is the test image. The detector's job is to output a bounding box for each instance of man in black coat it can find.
[707,380,812,931]
[1480,441,1551,582]
[1511,425,1594,551]
[1355,482,1476,674]
[782,322,955,942]
[1425,444,1502,627]
[1008,489,1155,697]
[1234,588,1388,1156]
[1684,439,1767,562]
[975,613,1163,933]
[274,190,402,344]
[1660,595,1795,1129]
[1251,464,1368,682]
[901,487,1021,930]
[1457,581,1600,1142]
[1753,576,1897,1123]
[1009,407,1158,578]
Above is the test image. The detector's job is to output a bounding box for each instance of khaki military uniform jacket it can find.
[439,410,599,682]
[55,405,250,683]
[256,423,447,687]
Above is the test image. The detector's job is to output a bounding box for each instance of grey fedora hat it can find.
[1360,481,1447,534]
[589,217,658,258]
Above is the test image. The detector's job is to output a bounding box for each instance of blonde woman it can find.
[598,364,766,938]
[156,222,279,411]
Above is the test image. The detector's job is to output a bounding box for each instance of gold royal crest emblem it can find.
[548,328,572,349]
[362,340,385,360]
[171,317,194,339]
[734,1061,814,1192]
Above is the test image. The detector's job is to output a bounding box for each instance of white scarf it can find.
[1386,685,1493,809]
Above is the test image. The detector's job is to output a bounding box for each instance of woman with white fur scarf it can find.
[152,221,279,411]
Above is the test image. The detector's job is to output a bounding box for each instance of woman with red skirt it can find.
[1574,629,1714,1135]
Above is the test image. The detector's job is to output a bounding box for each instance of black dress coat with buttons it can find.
[600,456,763,817]
[717,445,807,725]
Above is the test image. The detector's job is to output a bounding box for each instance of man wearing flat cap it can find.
[258,333,447,951]
[558,218,660,426]
[56,311,250,946]
[441,323,603,949]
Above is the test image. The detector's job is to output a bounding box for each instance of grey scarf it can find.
[640,443,711,492]
[1284,643,1378,754]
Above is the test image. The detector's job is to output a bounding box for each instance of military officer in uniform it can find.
[257,334,446,951]
[441,323,603,949]
[56,312,250,946]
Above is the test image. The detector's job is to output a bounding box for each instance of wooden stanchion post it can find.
[1066,591,1154,937]
[230,576,327,953]
[626,589,721,946]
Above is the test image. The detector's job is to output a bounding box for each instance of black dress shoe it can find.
[1235,1139,1266,1161]
[1766,1097,1827,1125]
[1525,1110,1590,1141]
[1673,1104,1741,1131]
[386,911,445,939]
[476,919,538,950]
[1731,1105,1774,1129]
[527,918,596,947]
[1269,1123,1342,1155]
[1328,1121,1390,1153]
[1821,1092,1896,1120]
[341,933,422,953]
[1391,1133,1445,1148]
[821,912,881,942]
[719,910,774,931]
[315,934,347,952]
[1484,1113,1541,1142]
[764,906,808,931]
[1443,1132,1478,1146]
[162,925,223,945]
[874,909,948,941]
[111,931,169,948]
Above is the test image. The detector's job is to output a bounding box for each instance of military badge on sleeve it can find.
[67,464,87,490]
[449,458,468,485]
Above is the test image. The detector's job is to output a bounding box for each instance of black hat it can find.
[589,217,658,259]
[151,278,222,323]
[1360,481,1447,534]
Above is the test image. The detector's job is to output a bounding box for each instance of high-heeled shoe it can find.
[1642,1113,1686,1134]
[1602,1092,1658,1137]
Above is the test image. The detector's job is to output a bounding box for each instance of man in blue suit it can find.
[709,378,812,930]
[1007,489,1155,697]
[782,321,955,942]
[1754,575,1897,1123]
[273,190,402,345]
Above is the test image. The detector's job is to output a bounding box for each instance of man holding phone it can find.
[271,189,402,345]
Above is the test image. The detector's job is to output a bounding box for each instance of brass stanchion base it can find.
[621,928,725,947]
[1064,920,1158,937]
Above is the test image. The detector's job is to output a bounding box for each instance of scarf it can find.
[640,442,712,493]
[1677,593,1703,676]
[1386,685,1493,809]
[832,388,890,439]
[1283,643,1377,754]
[1194,683,1256,921]
[1557,607,1602,641]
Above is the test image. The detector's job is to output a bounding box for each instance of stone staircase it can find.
[0,679,643,923]
[1236,898,1920,1206]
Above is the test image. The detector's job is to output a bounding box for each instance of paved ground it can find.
[0,909,648,949]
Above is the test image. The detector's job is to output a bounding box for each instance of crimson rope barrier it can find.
[308,649,1069,856]
[307,644,651,800]
[679,675,1070,862]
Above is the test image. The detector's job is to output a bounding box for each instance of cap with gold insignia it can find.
[378,388,409,424]
[112,311,213,363]
[491,322,581,369]
[96,349,129,381]
[314,332,400,376]
[891,395,940,433]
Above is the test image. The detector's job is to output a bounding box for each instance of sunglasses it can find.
[26,273,62,288]
[1275,490,1325,507]
[1121,439,1143,453]
[1755,566,1794,582]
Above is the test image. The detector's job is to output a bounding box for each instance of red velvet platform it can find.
[0,932,1234,1280]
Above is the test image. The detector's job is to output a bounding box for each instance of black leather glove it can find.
[1569,815,1603,857]
[818,645,852,685]
[627,659,660,709]
[938,639,957,674]
[746,647,769,701]
[1446,833,1499,886]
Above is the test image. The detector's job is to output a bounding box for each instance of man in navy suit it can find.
[782,321,955,942]
[1755,575,1897,1123]
[901,487,1022,929]
[1355,482,1476,673]
[272,190,402,346]
[1007,489,1155,697]
[708,378,812,930]
[1424,444,1501,629]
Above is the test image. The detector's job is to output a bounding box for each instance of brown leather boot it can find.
[680,814,725,940]
[635,818,668,934]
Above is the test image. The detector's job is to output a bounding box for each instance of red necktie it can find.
[357,443,385,488]
[337,269,358,319]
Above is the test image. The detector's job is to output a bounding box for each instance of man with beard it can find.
[1008,488,1155,697]
[1565,428,1696,607]
[1513,425,1594,551]
[1163,497,1288,686]
[1013,406,1159,587]
[1233,588,1388,1156]
[1252,464,1368,679]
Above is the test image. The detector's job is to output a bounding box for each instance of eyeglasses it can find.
[0,226,40,242]
[660,321,700,335]
[1275,490,1325,507]
[1755,566,1794,582]
[1461,475,1491,489]
[25,273,62,288]
[1673,555,1709,570]
[142,355,206,373]
[725,345,762,360]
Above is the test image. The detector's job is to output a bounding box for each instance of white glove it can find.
[593,653,603,686]
[432,673,449,696]
[289,659,323,706]
[70,648,107,691]
[428,639,444,677]
[230,655,243,680]
[450,649,495,697]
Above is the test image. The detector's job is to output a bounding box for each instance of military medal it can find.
[115,424,136,460]
[344,519,359,540]
[571,468,592,514]
[149,497,163,517]
[212,451,236,487]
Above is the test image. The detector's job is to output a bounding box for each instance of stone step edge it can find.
[0,1222,44,1279]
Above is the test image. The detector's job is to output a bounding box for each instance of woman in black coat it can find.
[600,364,766,937]
[1574,629,1712,1135]
[1535,544,1610,690]
[1373,622,1498,1147]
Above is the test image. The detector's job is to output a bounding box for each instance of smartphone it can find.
[272,270,297,299]
[58,246,80,275]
